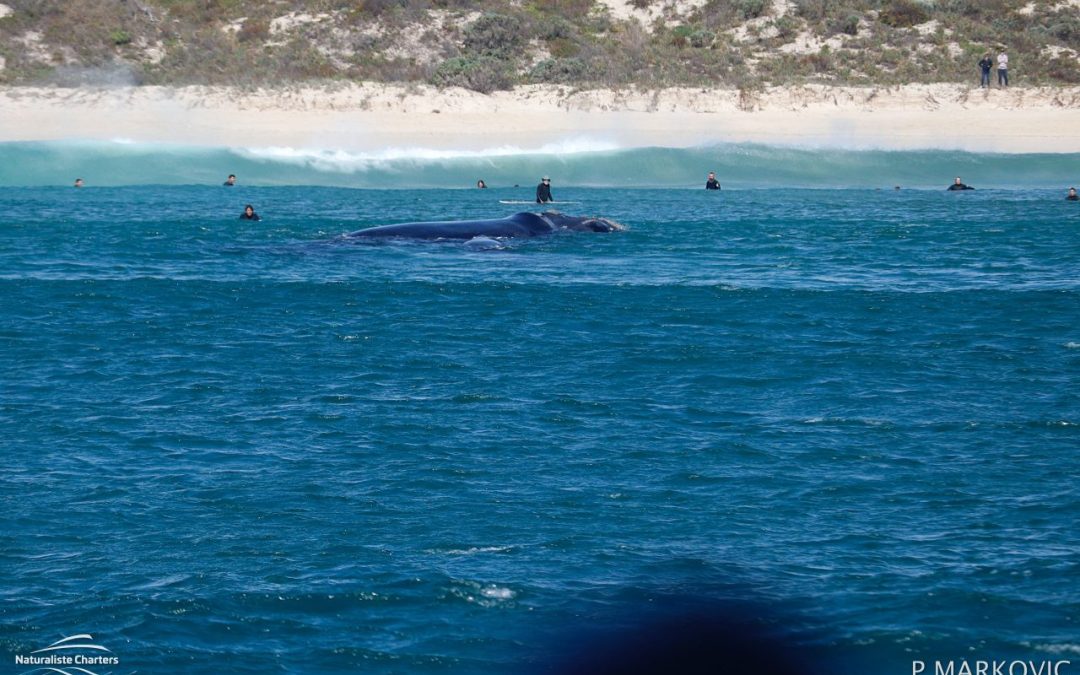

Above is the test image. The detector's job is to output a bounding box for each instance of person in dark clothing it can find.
[476,179,487,189]
[978,55,993,88]
[947,177,975,191]
[705,172,721,190]
[1067,187,1078,201]
[240,204,261,221]
[224,174,236,186]
[536,176,553,204]
[74,178,84,188]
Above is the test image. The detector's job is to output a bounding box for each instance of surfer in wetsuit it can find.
[536,176,553,204]
[74,178,84,188]
[477,179,487,189]
[240,204,261,221]
[705,172,721,190]
[1068,187,1079,201]
[224,174,236,186]
[947,177,975,191]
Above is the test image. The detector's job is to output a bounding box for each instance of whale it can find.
[346,211,623,240]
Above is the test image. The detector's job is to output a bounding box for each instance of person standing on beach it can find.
[997,50,1009,87]
[705,172,721,190]
[536,176,553,204]
[224,174,236,186]
[978,54,993,88]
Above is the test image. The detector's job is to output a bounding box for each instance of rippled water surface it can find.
[2,185,1078,673]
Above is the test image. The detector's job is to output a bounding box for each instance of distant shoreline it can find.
[2,83,1079,154]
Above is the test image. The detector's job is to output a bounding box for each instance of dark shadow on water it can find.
[523,591,841,675]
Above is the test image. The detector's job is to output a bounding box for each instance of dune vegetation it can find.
[0,0,1078,92]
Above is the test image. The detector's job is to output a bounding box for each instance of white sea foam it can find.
[479,586,515,600]
[234,137,622,172]
[436,545,515,555]
[1028,643,1080,655]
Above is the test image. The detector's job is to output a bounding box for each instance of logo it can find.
[14,634,121,675]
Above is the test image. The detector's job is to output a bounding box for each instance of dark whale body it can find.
[347,211,622,240]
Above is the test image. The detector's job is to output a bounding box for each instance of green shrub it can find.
[1045,55,1080,83]
[829,13,860,36]
[528,56,589,82]
[1047,17,1080,42]
[794,0,827,22]
[463,13,523,58]
[671,24,694,47]
[529,0,593,19]
[548,36,580,57]
[430,55,514,92]
[536,16,575,41]
[880,0,930,28]
[736,0,768,20]
[355,0,409,16]
[110,29,132,46]
[689,28,715,48]
[773,16,800,40]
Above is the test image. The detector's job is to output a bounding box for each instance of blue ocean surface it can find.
[1,156,1079,673]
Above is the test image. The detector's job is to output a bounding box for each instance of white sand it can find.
[1,83,1078,153]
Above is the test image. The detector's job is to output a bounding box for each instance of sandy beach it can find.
[2,83,1079,153]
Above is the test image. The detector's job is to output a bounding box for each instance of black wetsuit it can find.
[536,182,553,204]
[240,212,261,221]
[706,178,721,190]
[947,183,974,191]
[1068,194,1079,201]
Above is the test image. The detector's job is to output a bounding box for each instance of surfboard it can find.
[499,200,581,205]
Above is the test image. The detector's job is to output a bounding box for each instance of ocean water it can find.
[1,145,1079,674]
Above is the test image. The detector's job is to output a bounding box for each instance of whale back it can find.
[346,211,622,240]
[348,212,555,240]
[540,211,624,233]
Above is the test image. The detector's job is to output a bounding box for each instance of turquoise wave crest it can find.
[1,140,1077,189]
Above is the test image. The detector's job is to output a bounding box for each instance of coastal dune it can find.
[2,83,1079,153]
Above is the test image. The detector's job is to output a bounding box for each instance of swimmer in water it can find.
[74,178,84,188]
[476,179,487,189]
[1068,187,1078,201]
[705,172,721,190]
[224,174,236,186]
[947,177,975,191]
[239,204,261,221]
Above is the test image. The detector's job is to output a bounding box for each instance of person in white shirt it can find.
[997,51,1009,87]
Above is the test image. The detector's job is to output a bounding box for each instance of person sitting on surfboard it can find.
[536,176,553,204]
[705,172,721,190]
[1067,187,1078,201]
[947,176,974,191]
